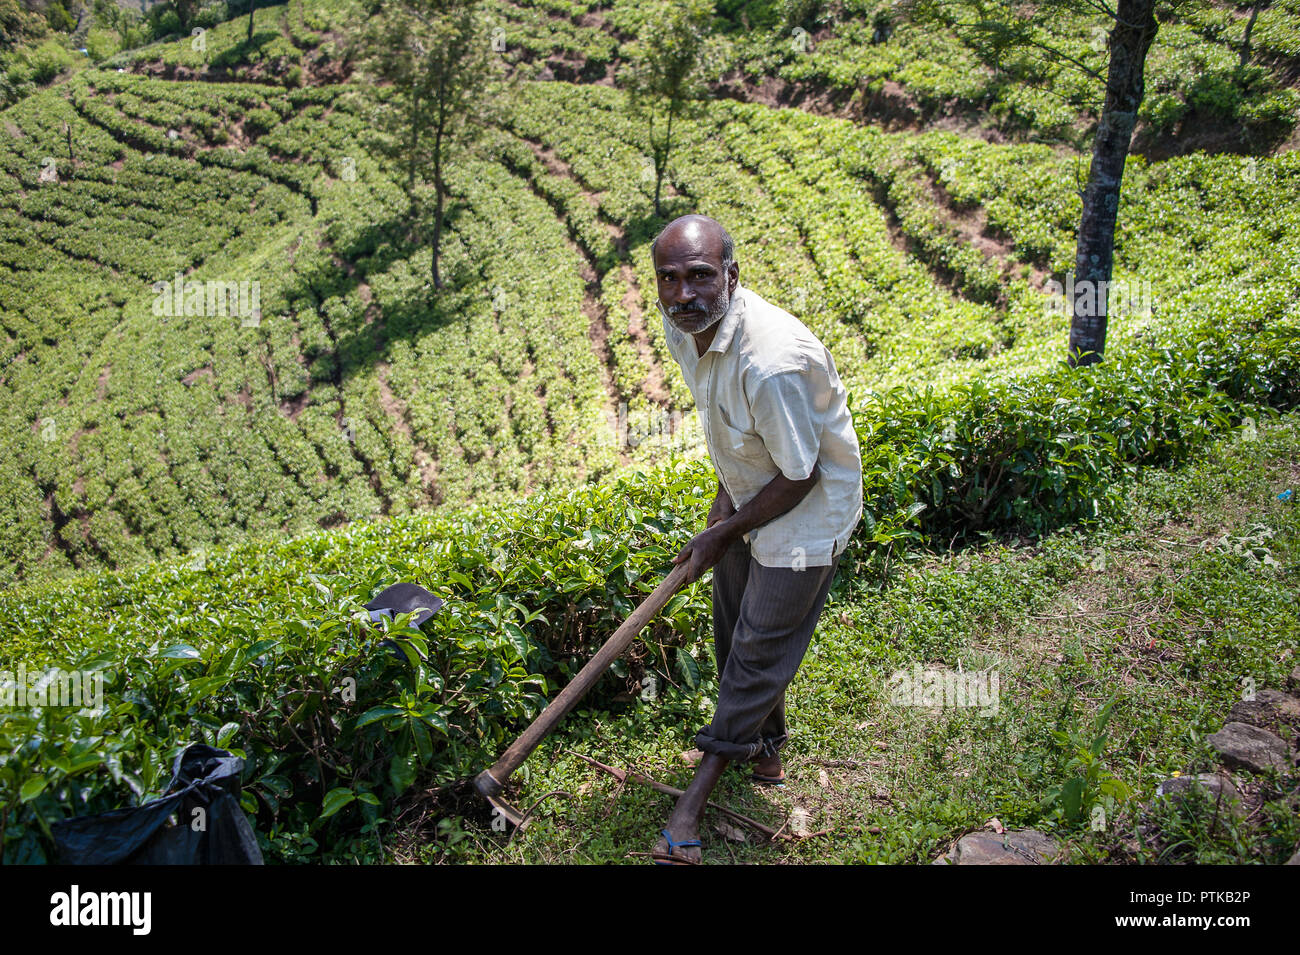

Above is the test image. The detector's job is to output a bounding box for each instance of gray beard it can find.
[664,287,731,335]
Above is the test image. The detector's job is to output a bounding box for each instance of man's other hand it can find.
[673,525,732,584]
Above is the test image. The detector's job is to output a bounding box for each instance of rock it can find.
[1227,700,1271,729]
[1263,689,1300,723]
[1228,690,1300,734]
[788,807,811,837]
[1153,773,1244,814]
[1286,848,1300,866]
[1207,722,1291,773]
[1288,666,1300,693]
[714,821,747,844]
[934,829,1059,865]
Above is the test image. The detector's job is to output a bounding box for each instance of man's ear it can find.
[729,262,739,295]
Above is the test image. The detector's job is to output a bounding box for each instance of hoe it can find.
[473,562,691,827]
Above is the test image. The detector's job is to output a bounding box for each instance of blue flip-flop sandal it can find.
[653,828,702,865]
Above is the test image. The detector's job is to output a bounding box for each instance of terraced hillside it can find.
[2,0,1298,586]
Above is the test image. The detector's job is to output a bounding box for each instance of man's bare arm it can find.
[705,481,735,528]
[674,465,820,584]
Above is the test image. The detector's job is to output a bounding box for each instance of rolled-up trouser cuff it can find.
[694,729,788,762]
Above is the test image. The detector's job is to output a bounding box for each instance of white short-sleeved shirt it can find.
[659,283,864,568]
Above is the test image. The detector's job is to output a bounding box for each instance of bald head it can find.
[651,214,740,341]
[651,215,735,271]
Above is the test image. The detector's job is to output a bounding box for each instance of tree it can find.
[247,0,256,44]
[620,0,715,217]
[1068,0,1159,366]
[0,0,47,51]
[359,0,500,291]
[911,0,1161,366]
[170,0,199,32]
[1239,0,1266,68]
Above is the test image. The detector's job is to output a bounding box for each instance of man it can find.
[649,214,863,864]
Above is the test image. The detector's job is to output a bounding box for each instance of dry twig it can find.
[569,751,818,843]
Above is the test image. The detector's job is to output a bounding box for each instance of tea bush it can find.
[848,308,1300,573]
[0,464,716,863]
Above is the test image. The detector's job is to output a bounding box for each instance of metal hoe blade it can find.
[474,769,528,830]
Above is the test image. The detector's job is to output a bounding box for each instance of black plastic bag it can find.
[364,582,443,661]
[364,582,442,628]
[51,744,263,865]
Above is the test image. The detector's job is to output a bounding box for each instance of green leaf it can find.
[356,705,404,728]
[395,641,423,668]
[675,648,701,690]
[502,623,530,661]
[389,753,417,794]
[422,710,449,735]
[64,754,103,776]
[1061,777,1084,823]
[319,787,355,820]
[216,722,240,748]
[260,774,293,797]
[411,719,433,763]
[236,639,279,666]
[185,675,231,698]
[19,776,47,803]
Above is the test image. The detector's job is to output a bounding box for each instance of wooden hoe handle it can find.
[474,561,691,798]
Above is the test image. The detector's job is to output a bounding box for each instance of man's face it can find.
[653,231,737,336]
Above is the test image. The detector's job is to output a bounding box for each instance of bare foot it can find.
[654,752,726,864]
[651,826,702,865]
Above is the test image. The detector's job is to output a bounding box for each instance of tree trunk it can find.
[1240,2,1261,68]
[656,103,676,218]
[432,183,443,290]
[654,158,663,217]
[1068,0,1159,367]
[406,88,422,213]
[431,120,445,290]
[247,0,255,44]
[647,107,662,217]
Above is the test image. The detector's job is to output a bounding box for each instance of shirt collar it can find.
[707,284,746,357]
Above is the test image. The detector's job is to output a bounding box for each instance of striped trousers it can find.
[694,535,843,762]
